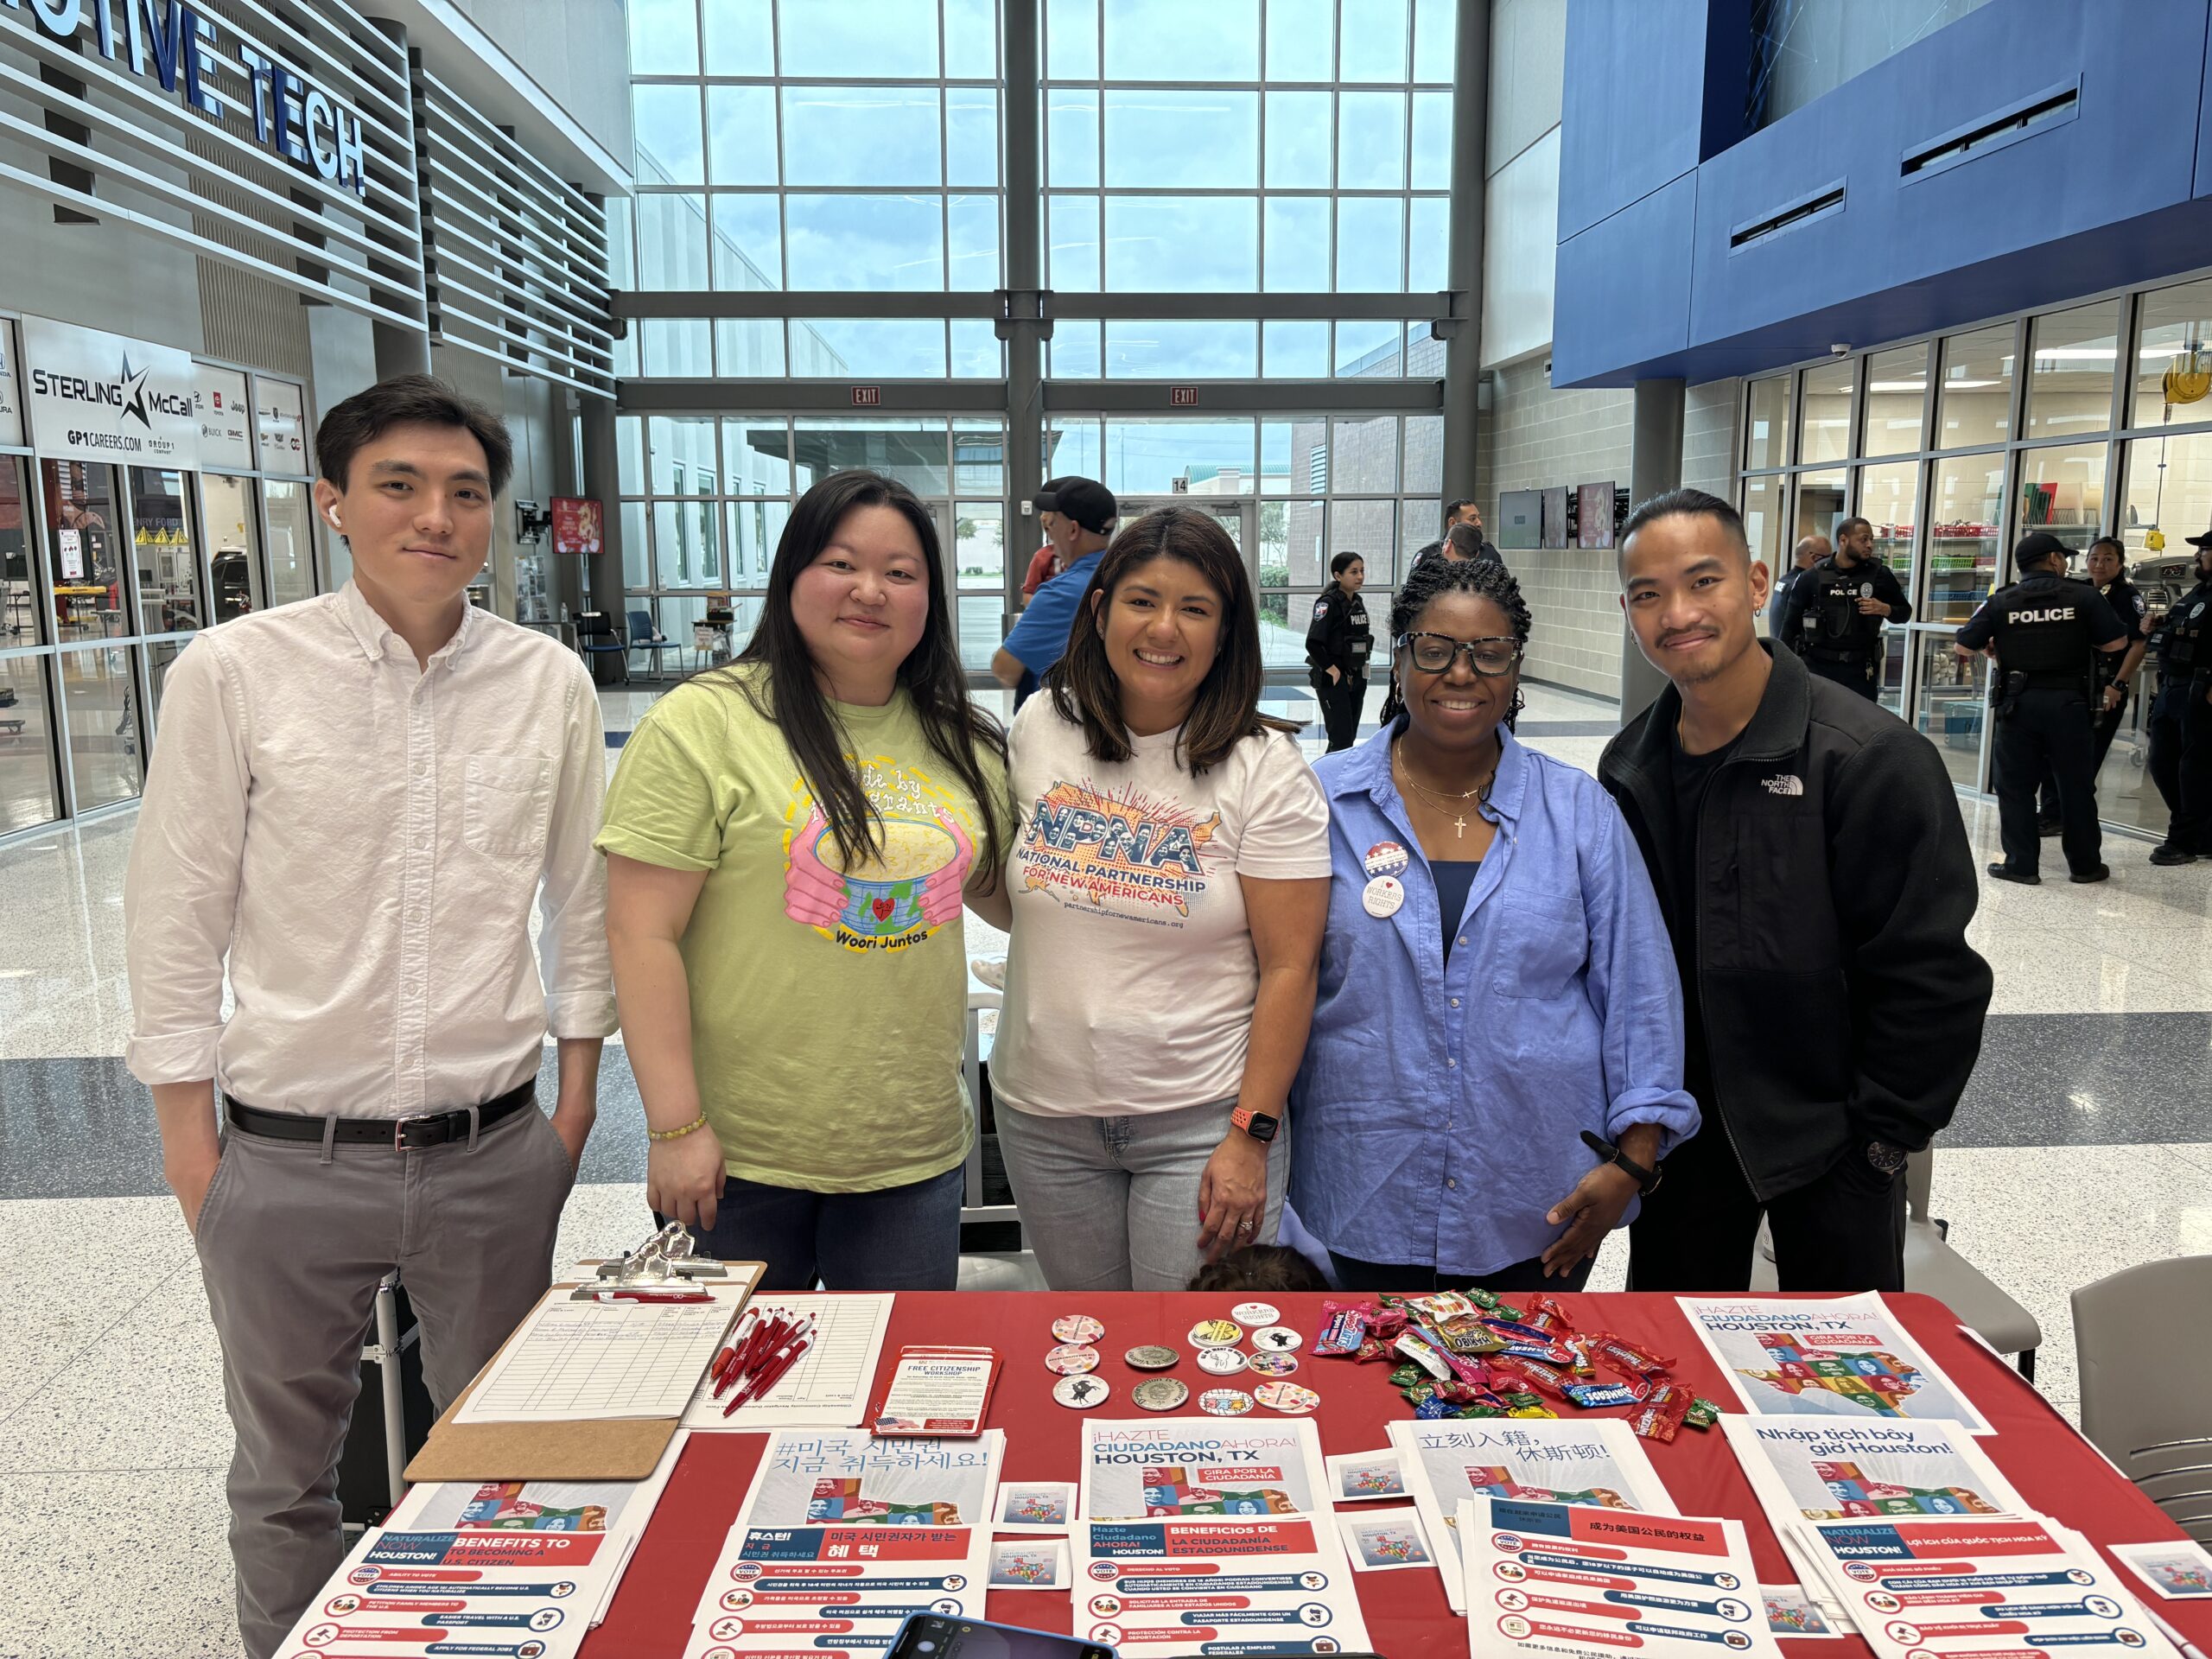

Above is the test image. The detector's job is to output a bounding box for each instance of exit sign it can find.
[1168,386,1200,405]
[851,386,880,406]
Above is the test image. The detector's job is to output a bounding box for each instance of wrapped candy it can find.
[1629,1382,1694,1443]
[1586,1332,1675,1380]
[1435,1313,1508,1356]
[1684,1396,1722,1431]
[1522,1294,1576,1337]
[1563,1382,1643,1409]
[1394,1332,1454,1380]
[1491,1353,1575,1401]
[1313,1301,1371,1357]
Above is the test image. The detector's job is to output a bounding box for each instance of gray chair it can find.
[1753,1147,2041,1378]
[2074,1256,2212,1545]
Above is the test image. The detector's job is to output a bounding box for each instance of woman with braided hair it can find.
[1287,555,1700,1293]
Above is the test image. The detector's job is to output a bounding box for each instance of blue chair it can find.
[575,610,629,685]
[627,609,679,678]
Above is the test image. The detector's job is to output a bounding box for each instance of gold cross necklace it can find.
[1394,745,1496,840]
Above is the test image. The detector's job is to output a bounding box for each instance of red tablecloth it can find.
[585,1291,2212,1658]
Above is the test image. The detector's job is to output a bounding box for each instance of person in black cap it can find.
[1954,531,2127,885]
[1779,516,1912,699]
[2035,535,2147,832]
[993,477,1117,705]
[2145,529,2212,864]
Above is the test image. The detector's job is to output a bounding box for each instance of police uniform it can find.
[2037,572,2146,823]
[1955,558,2124,880]
[2145,563,2212,860]
[1305,582,1373,753]
[1780,554,1913,698]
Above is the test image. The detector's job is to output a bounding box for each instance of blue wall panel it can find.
[1550,171,1700,387]
[1556,0,1712,242]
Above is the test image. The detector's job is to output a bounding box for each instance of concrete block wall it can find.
[1682,378,1741,500]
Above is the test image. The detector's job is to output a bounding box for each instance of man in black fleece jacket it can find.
[1599,490,1992,1294]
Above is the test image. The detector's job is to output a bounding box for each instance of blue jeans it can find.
[677,1166,964,1292]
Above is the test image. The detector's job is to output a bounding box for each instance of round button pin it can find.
[1252,1325,1303,1353]
[1187,1319,1243,1349]
[1133,1378,1190,1412]
[1197,1347,1249,1376]
[1363,841,1409,879]
[1052,1314,1106,1345]
[1123,1344,1179,1371]
[1198,1388,1255,1416]
[1255,1381,1319,1414]
[1053,1375,1111,1409]
[1230,1301,1280,1327]
[1363,875,1404,918]
[1046,1344,1101,1375]
[1246,1351,1299,1376]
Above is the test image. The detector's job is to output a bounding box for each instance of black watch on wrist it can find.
[1866,1139,1908,1175]
[1579,1129,1662,1195]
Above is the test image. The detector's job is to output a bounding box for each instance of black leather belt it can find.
[223,1079,537,1149]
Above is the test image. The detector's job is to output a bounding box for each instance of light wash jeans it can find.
[995,1099,1287,1291]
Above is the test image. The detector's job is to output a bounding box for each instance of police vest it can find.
[1805,563,1881,654]
[2158,581,2211,677]
[2094,579,2141,688]
[1991,575,2097,679]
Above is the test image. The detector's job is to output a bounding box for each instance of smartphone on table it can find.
[885,1613,1116,1659]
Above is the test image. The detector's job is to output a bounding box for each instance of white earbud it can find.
[326,509,342,531]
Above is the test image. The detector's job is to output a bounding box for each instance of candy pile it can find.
[1312,1288,1721,1440]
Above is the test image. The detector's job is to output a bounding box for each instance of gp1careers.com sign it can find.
[21,315,199,468]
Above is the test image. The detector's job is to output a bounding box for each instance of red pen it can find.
[735,1315,788,1379]
[709,1310,760,1395]
[724,1319,813,1413]
[725,1335,811,1415]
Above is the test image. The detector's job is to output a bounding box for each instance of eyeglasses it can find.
[1397,631,1522,677]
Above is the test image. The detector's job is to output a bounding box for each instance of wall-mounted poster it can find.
[1578,481,1616,549]
[1497,489,1541,550]
[255,378,309,475]
[1541,486,1570,549]
[195,365,254,472]
[21,315,199,468]
[550,496,604,556]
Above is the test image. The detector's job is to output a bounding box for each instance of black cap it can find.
[2012,531,2070,573]
[2185,524,2212,549]
[1033,476,1117,536]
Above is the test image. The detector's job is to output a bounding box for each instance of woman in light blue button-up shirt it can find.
[1287,556,1699,1293]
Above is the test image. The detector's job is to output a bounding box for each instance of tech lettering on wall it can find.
[21,316,200,468]
[0,0,372,201]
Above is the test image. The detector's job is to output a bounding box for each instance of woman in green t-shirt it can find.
[596,469,1010,1291]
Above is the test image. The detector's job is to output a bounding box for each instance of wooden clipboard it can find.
[404,1263,764,1484]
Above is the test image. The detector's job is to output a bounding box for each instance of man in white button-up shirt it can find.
[124,375,617,1659]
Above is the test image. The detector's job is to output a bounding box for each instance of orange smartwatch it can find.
[1230,1106,1280,1144]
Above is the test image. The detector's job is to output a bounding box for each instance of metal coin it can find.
[1046,1344,1101,1375]
[1246,1351,1300,1376]
[1197,1347,1249,1376]
[1052,1314,1106,1344]
[1198,1388,1255,1416]
[1133,1378,1190,1412]
[1123,1345,1179,1371]
[1053,1375,1110,1409]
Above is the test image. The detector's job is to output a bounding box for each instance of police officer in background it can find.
[1780,516,1912,698]
[1305,550,1373,752]
[2037,535,2146,831]
[1955,531,2126,885]
[1768,534,1827,638]
[2145,529,2212,865]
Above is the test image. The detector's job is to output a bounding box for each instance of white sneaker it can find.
[969,956,1007,991]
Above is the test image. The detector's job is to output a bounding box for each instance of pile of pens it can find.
[709,1306,816,1417]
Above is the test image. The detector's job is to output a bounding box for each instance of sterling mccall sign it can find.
[22,316,200,469]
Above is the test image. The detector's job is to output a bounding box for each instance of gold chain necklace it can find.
[1393,745,1496,839]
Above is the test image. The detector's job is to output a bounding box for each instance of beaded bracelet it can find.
[648,1112,709,1142]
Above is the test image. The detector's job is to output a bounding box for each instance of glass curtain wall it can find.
[1735,279,2212,838]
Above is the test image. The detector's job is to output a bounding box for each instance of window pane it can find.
[1048,91,1100,188]
[950,194,1001,289]
[1741,474,1784,592]
[1103,0,1258,80]
[1800,359,1854,464]
[1262,93,1331,189]
[715,319,786,377]
[617,416,645,495]
[1338,92,1407,189]
[711,194,782,289]
[1265,0,1332,79]
[1105,196,1257,291]
[959,595,1003,671]
[783,87,942,188]
[945,0,997,77]
[0,652,60,832]
[1929,454,2005,623]
[1046,417,1103,480]
[794,419,950,493]
[1050,321,1103,377]
[706,86,776,188]
[1857,461,1920,603]
[2014,442,2107,557]
[1937,325,2015,449]
[1047,0,1100,79]
[785,195,944,289]
[1863,343,1927,458]
[1403,415,1443,494]
[780,0,938,77]
[956,423,1006,492]
[1793,469,1845,546]
[1336,320,1402,374]
[1745,375,1791,469]
[1328,499,1395,582]
[1339,0,1410,81]
[653,594,708,668]
[43,461,123,637]
[648,416,718,495]
[653,499,722,587]
[1050,194,1101,289]
[1335,196,1403,291]
[632,85,703,186]
[1104,320,1257,378]
[263,481,316,607]
[1407,195,1447,290]
[1103,419,1257,494]
[956,501,1005,594]
[1263,196,1330,290]
[1331,416,1396,493]
[1410,92,1451,188]
[951,319,1004,378]
[642,318,713,376]
[2132,277,2212,428]
[1106,90,1256,189]
[1262,320,1328,376]
[948,89,999,187]
[1910,632,1987,792]
[605,195,635,289]
[702,0,772,74]
[628,0,699,75]
[194,472,259,623]
[720,418,792,494]
[789,320,948,377]
[1397,499,1439,580]
[724,499,790,586]
[637,193,709,289]
[2026,302,2120,441]
[1278,498,1324,587]
[58,644,140,808]
[129,468,202,633]
[621,503,650,588]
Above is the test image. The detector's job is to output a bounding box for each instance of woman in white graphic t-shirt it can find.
[971,507,1332,1290]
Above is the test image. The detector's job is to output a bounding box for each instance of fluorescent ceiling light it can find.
[1942,378,1999,389]
[2031,347,2116,360]
[1867,380,1925,392]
